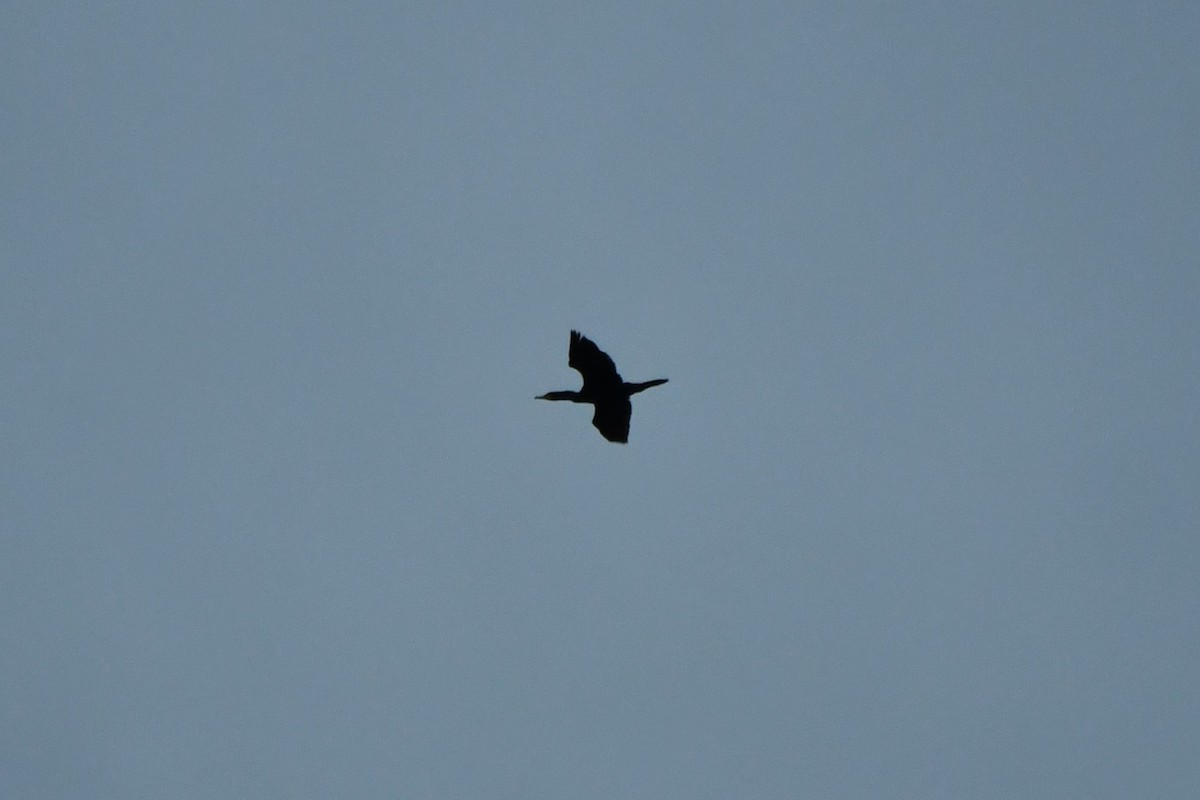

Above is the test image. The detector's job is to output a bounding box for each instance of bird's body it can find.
[537,331,667,443]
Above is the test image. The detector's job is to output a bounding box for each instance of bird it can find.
[537,331,668,443]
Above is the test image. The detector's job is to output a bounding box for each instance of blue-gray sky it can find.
[4,3,1198,797]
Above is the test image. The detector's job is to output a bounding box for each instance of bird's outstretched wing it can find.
[591,398,632,443]
[568,330,622,390]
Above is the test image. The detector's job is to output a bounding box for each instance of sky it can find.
[3,2,1198,798]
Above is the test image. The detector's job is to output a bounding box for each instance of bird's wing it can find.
[569,330,622,389]
[591,398,631,443]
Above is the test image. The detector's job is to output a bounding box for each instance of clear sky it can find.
[3,3,1198,798]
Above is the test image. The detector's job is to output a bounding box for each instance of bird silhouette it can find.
[537,330,668,443]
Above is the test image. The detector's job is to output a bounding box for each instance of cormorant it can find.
[537,330,668,443]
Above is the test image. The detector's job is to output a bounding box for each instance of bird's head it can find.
[536,390,579,401]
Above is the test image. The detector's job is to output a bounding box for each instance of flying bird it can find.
[537,330,668,443]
